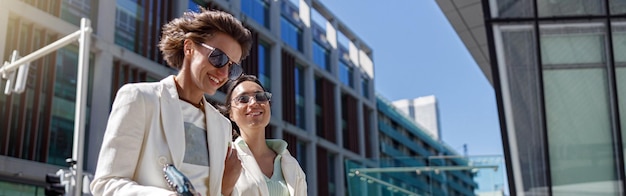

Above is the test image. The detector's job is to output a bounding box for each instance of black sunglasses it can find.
[232,92,272,105]
[196,42,243,80]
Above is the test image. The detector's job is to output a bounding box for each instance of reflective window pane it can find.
[537,0,605,17]
[241,0,269,28]
[295,65,305,129]
[540,23,618,195]
[611,0,626,14]
[258,41,271,91]
[339,61,353,88]
[614,21,626,167]
[313,41,330,71]
[280,17,302,52]
[491,0,534,18]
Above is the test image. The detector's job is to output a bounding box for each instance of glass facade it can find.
[339,60,353,87]
[361,76,369,98]
[541,22,618,195]
[188,0,201,12]
[241,0,269,28]
[0,181,44,196]
[115,0,142,52]
[313,41,330,71]
[114,0,171,64]
[537,0,605,17]
[314,76,323,137]
[60,0,96,28]
[349,96,482,196]
[295,65,305,129]
[280,16,302,52]
[258,41,271,91]
[488,1,626,195]
[1,14,93,167]
[296,139,307,174]
[616,20,626,171]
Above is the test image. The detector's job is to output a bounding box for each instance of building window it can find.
[537,0,604,17]
[115,0,172,64]
[341,94,359,153]
[188,0,202,12]
[314,78,323,136]
[295,65,305,129]
[611,0,626,14]
[361,76,369,98]
[339,60,353,87]
[258,41,271,91]
[296,140,307,173]
[540,23,618,194]
[314,76,335,141]
[614,22,626,170]
[60,0,94,27]
[313,41,330,71]
[241,0,269,28]
[327,153,336,195]
[0,181,44,195]
[280,16,302,52]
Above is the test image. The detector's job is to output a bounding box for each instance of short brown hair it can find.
[158,8,252,69]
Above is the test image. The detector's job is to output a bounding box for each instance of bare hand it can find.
[221,144,241,196]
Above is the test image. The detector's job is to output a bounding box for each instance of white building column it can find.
[269,0,281,37]
[335,154,345,196]
[300,0,312,60]
[86,0,117,172]
[328,19,339,76]
[308,142,318,196]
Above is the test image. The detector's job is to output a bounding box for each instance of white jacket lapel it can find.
[235,138,270,196]
[205,100,229,195]
[159,76,185,167]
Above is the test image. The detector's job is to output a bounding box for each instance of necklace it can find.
[179,96,204,109]
[173,77,204,109]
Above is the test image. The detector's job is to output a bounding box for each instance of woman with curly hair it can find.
[91,8,252,196]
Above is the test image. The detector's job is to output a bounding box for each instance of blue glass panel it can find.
[241,0,269,28]
[361,77,369,98]
[295,66,305,129]
[188,0,201,12]
[313,41,329,71]
[258,42,271,91]
[281,17,302,51]
[339,61,353,87]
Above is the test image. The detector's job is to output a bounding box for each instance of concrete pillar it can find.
[328,19,339,77]
[86,0,117,172]
[300,0,312,59]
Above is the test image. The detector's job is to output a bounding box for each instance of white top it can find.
[179,100,209,194]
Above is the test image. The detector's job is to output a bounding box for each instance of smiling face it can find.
[185,32,243,95]
[229,81,271,131]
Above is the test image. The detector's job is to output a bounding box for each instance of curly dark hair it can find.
[217,75,268,140]
[158,8,252,69]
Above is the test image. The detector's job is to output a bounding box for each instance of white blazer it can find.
[90,76,232,196]
[233,138,307,196]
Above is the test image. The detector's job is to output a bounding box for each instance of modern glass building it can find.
[392,95,442,141]
[437,0,626,195]
[0,0,376,195]
[347,94,479,196]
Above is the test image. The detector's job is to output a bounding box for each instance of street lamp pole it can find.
[0,18,92,196]
[72,17,91,196]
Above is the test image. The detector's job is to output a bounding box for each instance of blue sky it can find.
[317,0,503,156]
